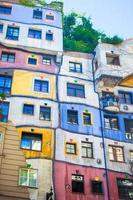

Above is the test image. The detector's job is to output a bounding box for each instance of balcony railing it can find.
[100,95,119,112]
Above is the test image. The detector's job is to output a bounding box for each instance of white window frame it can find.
[19,168,38,188]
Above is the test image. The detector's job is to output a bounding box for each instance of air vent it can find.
[123,105,129,110]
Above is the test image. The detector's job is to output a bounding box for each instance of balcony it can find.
[100,94,119,112]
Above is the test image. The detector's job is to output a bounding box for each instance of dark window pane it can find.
[66,143,76,154]
[33,10,42,19]
[83,113,91,125]
[117,179,133,199]
[28,29,42,39]
[67,110,78,124]
[0,24,3,33]
[0,102,9,122]
[69,62,82,73]
[72,175,84,193]
[106,53,120,65]
[46,32,53,41]
[39,107,51,120]
[6,26,19,40]
[0,6,12,14]
[67,83,85,98]
[42,57,51,65]
[23,104,34,115]
[21,132,42,151]
[34,80,49,93]
[81,142,93,158]
[119,91,132,104]
[28,58,37,65]
[1,52,15,63]
[46,15,54,20]
[91,181,103,195]
[104,115,119,130]
[0,76,12,94]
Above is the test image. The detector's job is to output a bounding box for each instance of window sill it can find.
[1,60,15,63]
[109,160,126,163]
[83,124,93,126]
[23,113,34,116]
[67,122,78,125]
[104,128,119,131]
[5,37,19,41]
[39,118,51,121]
[67,95,85,98]
[82,156,94,159]
[19,185,38,189]
[28,37,41,40]
[20,147,42,152]
[92,193,104,195]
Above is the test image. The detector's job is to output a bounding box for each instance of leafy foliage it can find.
[63,12,123,53]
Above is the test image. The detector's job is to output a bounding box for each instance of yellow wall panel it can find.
[119,75,133,87]
[12,70,56,99]
[17,127,54,159]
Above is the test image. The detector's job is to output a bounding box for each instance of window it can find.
[34,80,49,93]
[69,62,82,73]
[66,143,76,154]
[0,102,9,123]
[42,57,51,65]
[72,175,84,193]
[21,132,42,151]
[129,150,133,159]
[67,83,85,98]
[0,6,12,14]
[104,115,119,130]
[119,91,132,104]
[117,179,133,199]
[108,145,124,162]
[106,53,120,65]
[81,142,93,158]
[6,26,19,40]
[28,29,42,39]
[1,52,15,63]
[28,58,37,65]
[39,106,51,121]
[0,24,3,33]
[46,14,54,20]
[46,32,53,41]
[0,75,12,94]
[67,110,78,124]
[124,119,133,140]
[33,9,42,19]
[19,168,37,188]
[83,112,92,125]
[91,181,103,195]
[23,104,34,115]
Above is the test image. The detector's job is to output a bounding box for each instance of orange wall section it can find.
[11,70,56,99]
[17,127,54,159]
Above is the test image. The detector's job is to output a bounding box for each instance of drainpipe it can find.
[91,52,110,200]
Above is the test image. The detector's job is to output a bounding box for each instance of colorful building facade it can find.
[0,1,133,200]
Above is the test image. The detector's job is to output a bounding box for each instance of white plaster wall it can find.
[0,20,63,52]
[58,76,99,107]
[104,138,133,175]
[55,128,105,168]
[27,159,53,200]
[8,97,59,128]
[95,42,133,79]
[60,54,92,80]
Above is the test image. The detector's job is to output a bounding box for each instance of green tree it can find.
[63,12,123,53]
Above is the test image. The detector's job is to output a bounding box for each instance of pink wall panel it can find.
[0,45,57,74]
[54,161,108,200]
